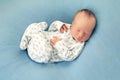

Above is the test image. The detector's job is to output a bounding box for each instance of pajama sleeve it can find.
[48,20,70,32]
[53,41,85,61]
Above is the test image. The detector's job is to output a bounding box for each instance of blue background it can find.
[0,0,120,80]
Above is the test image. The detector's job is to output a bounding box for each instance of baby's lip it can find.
[76,37,82,42]
[73,37,82,42]
[77,39,81,42]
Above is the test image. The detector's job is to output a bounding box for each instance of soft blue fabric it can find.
[0,0,120,80]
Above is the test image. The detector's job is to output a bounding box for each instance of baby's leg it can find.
[20,22,48,50]
[27,32,53,63]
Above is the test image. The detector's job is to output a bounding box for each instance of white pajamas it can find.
[20,21,85,63]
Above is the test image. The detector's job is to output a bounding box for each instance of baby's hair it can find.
[76,9,96,21]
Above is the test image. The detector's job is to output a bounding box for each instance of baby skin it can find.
[20,9,96,63]
[50,10,96,46]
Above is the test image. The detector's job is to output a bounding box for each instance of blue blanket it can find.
[0,0,120,80]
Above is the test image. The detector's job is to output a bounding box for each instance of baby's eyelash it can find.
[84,32,90,35]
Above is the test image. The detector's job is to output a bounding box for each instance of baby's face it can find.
[71,12,96,42]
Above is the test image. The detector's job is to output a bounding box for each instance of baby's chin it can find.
[75,37,87,42]
[73,37,83,42]
[76,39,84,42]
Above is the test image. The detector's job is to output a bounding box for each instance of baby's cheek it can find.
[82,34,90,41]
[74,31,78,37]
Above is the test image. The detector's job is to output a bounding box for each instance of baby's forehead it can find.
[73,17,95,29]
[75,13,96,25]
[75,11,96,20]
[75,11,88,17]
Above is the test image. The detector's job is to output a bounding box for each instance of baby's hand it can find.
[50,36,62,46]
[60,24,68,33]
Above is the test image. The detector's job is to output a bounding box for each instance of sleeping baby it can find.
[20,9,96,63]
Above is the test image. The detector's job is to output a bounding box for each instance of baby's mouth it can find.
[73,37,81,42]
[76,37,83,42]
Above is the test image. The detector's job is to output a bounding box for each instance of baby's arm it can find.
[53,41,85,61]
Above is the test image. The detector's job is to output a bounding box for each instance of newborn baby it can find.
[20,9,96,63]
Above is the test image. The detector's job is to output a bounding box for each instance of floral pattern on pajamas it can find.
[20,20,85,63]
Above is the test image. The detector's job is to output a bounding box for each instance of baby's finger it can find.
[66,26,68,32]
[63,25,68,32]
[50,40,54,46]
[53,36,57,39]
[58,38,62,41]
[60,27,64,33]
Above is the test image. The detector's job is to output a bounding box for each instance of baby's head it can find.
[71,9,96,42]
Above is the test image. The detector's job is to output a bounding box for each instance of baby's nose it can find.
[77,32,84,40]
[79,32,84,38]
